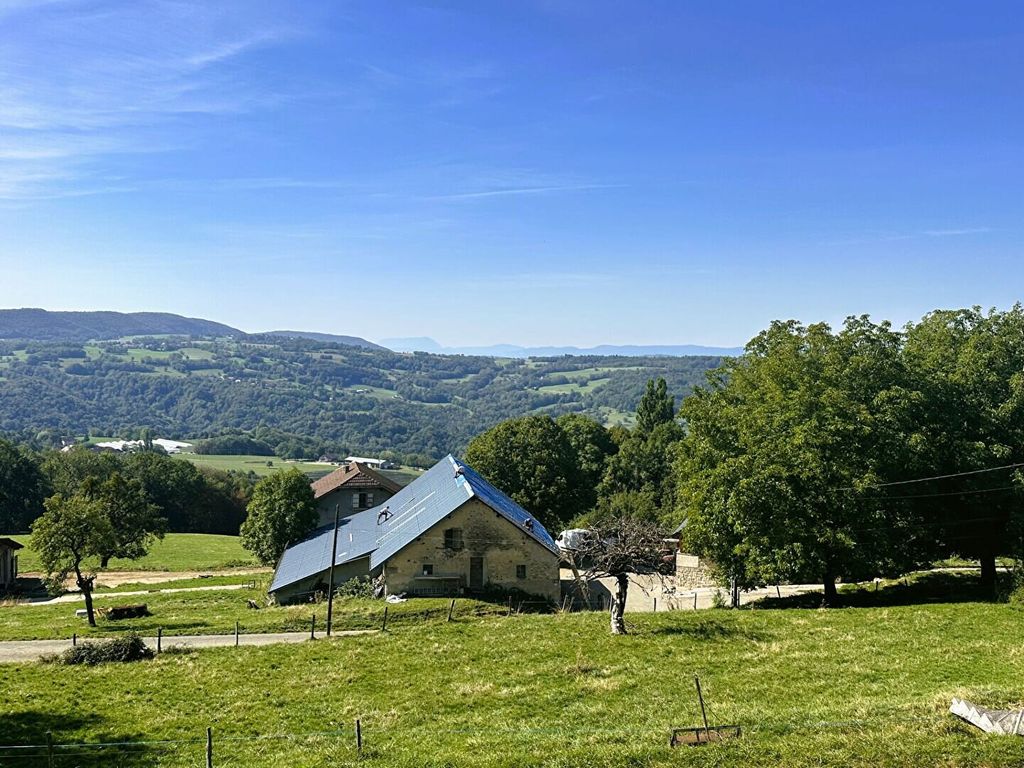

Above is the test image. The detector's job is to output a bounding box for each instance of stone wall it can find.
[674,553,719,589]
[382,499,560,602]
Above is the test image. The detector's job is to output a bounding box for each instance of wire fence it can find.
[0,712,973,767]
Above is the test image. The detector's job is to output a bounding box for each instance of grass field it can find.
[538,377,610,394]
[1,591,1023,767]
[0,581,498,641]
[174,453,335,478]
[8,533,256,573]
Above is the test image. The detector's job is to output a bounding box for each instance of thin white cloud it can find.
[922,227,993,237]
[424,183,625,201]
[0,1,297,199]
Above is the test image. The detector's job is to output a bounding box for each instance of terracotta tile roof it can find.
[310,462,402,500]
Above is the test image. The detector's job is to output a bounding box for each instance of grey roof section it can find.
[269,454,559,593]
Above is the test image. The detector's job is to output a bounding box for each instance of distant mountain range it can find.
[380,337,744,358]
[0,309,385,349]
[0,309,241,342]
[0,309,740,357]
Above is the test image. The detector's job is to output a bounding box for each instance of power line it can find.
[866,484,1021,501]
[836,462,1024,491]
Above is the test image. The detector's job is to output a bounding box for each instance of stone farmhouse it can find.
[310,461,402,527]
[269,455,561,604]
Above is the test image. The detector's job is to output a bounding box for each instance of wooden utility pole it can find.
[326,503,341,637]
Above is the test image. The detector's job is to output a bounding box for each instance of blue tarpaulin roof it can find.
[269,454,559,594]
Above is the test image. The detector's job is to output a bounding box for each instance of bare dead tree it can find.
[574,517,671,634]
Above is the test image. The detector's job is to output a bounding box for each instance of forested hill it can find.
[0,309,242,342]
[0,335,724,462]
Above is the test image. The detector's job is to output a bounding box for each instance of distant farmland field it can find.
[174,453,335,478]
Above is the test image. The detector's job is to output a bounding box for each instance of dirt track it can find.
[20,567,271,591]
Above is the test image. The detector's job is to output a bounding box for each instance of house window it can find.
[444,528,464,551]
[353,492,374,509]
[422,564,434,576]
[516,564,527,580]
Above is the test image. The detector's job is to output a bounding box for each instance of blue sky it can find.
[1,1,1022,347]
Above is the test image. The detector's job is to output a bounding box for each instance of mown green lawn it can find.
[8,533,257,573]
[1,600,1023,767]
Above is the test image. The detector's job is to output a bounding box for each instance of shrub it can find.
[57,632,154,665]
[335,577,375,599]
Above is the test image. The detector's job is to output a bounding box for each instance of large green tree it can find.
[81,472,166,568]
[240,469,317,565]
[465,415,583,530]
[902,306,1024,593]
[31,483,163,625]
[0,439,47,532]
[555,413,616,514]
[32,494,112,625]
[676,317,930,603]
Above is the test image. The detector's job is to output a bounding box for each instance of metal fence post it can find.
[46,731,53,768]
[206,727,213,768]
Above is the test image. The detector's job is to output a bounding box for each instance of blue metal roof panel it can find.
[368,455,473,569]
[268,508,379,593]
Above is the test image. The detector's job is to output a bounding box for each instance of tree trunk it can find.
[75,566,96,627]
[822,572,837,606]
[979,548,997,599]
[100,555,110,568]
[609,573,628,635]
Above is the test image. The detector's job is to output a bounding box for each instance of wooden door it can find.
[469,557,484,589]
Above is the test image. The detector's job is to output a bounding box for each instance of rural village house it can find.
[0,537,23,590]
[310,461,402,527]
[269,455,561,604]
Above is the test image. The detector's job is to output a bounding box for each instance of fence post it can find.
[310,613,315,640]
[72,632,76,647]
[776,585,782,599]
[447,599,456,622]
[356,718,362,755]
[206,727,213,768]
[157,627,162,654]
[381,605,389,632]
[507,596,512,616]
[653,597,657,612]
[46,731,53,768]
[235,620,240,647]
[693,592,698,610]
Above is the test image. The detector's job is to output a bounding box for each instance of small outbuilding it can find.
[0,537,23,590]
[270,455,561,604]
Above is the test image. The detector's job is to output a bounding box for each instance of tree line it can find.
[464,307,1024,603]
[0,444,254,536]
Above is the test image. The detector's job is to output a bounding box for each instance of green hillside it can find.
[0,336,723,460]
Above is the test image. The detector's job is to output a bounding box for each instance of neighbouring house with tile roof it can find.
[0,537,23,590]
[310,462,403,527]
[269,455,561,604]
